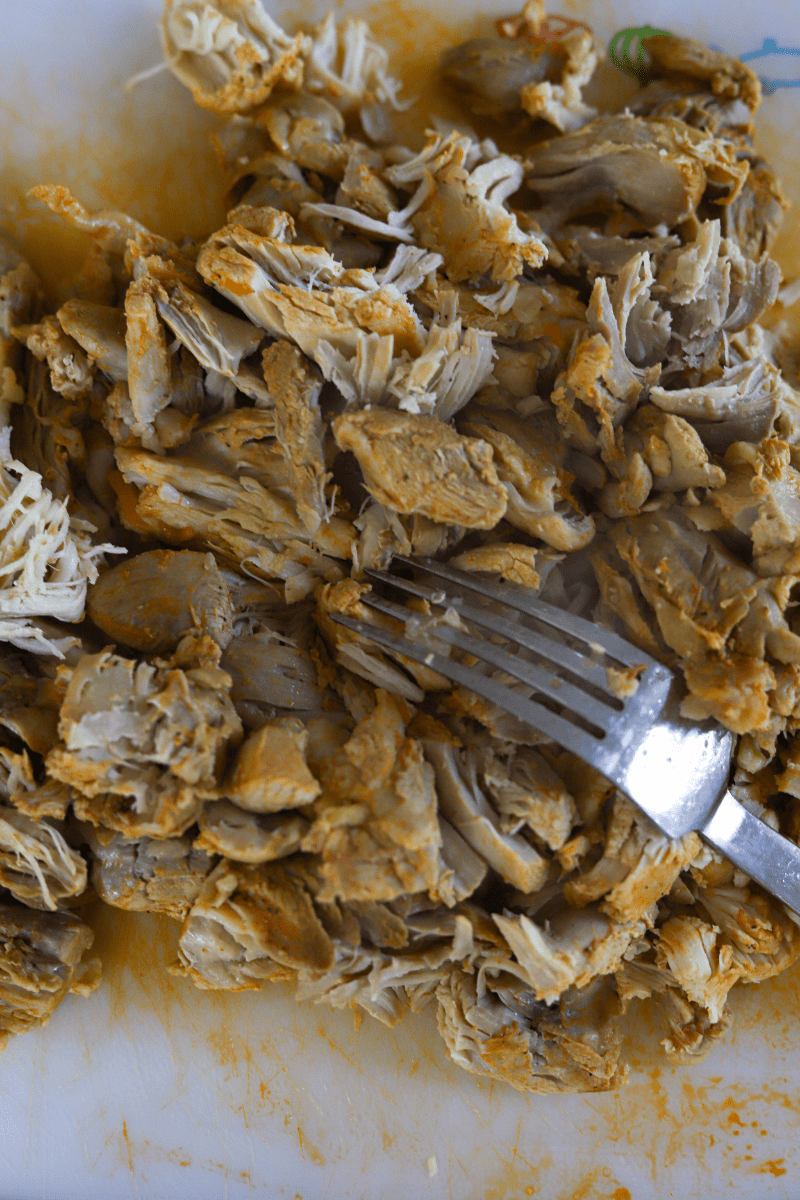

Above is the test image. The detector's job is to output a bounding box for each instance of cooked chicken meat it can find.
[159,0,306,113]
[87,549,234,653]
[3,0,800,1096]
[0,902,100,1046]
[46,649,242,838]
[442,0,598,133]
[85,827,214,919]
[333,409,508,529]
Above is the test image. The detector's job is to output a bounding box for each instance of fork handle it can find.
[702,790,800,915]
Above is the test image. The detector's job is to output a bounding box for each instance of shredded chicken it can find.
[0,903,100,1046]
[0,427,123,655]
[4,0,800,1093]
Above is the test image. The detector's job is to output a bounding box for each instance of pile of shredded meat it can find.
[3,0,800,1092]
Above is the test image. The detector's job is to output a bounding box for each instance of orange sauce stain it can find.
[296,1125,326,1167]
[477,1144,553,1200]
[551,1167,631,1200]
[86,903,187,1033]
[759,1159,788,1177]
[121,1119,135,1177]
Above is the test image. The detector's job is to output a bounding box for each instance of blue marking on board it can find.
[737,38,800,95]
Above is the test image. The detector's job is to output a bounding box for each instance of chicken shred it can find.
[3,0,800,1091]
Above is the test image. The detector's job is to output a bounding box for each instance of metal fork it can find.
[330,554,800,914]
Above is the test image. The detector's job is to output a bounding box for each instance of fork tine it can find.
[365,568,614,692]
[329,612,603,760]
[360,592,619,732]
[389,554,657,669]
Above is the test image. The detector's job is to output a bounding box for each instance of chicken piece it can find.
[594,512,800,732]
[261,341,329,533]
[596,415,722,520]
[385,132,547,284]
[47,649,242,838]
[124,278,172,449]
[493,902,646,1005]
[3,759,73,822]
[0,425,123,657]
[460,407,594,551]
[160,0,305,114]
[336,144,398,222]
[195,800,308,863]
[608,511,800,663]
[220,138,323,217]
[0,656,59,755]
[0,805,87,910]
[617,405,725,496]
[129,269,262,434]
[649,357,787,456]
[655,915,739,1026]
[418,272,584,366]
[9,354,74,499]
[525,114,749,231]
[115,442,352,603]
[223,718,320,812]
[220,632,322,727]
[551,270,652,473]
[145,268,265,402]
[634,35,762,133]
[645,220,781,376]
[0,903,99,1046]
[300,690,441,903]
[57,300,128,382]
[303,10,407,115]
[333,409,507,530]
[29,184,186,271]
[442,0,598,133]
[613,936,736,1063]
[294,900,482,1027]
[655,882,800,1026]
[14,315,95,401]
[479,745,577,850]
[199,240,433,400]
[696,883,800,971]
[432,815,488,906]
[258,93,349,178]
[435,965,624,1093]
[442,2,599,132]
[314,309,495,419]
[353,499,464,573]
[519,27,598,133]
[448,543,556,592]
[564,793,701,920]
[87,549,233,654]
[85,827,214,919]
[442,35,559,116]
[176,858,334,989]
[704,439,800,576]
[721,154,786,260]
[420,723,548,893]
[554,226,680,283]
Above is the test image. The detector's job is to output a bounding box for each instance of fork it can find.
[330,554,800,915]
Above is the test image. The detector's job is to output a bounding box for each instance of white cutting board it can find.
[2,1,800,1196]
